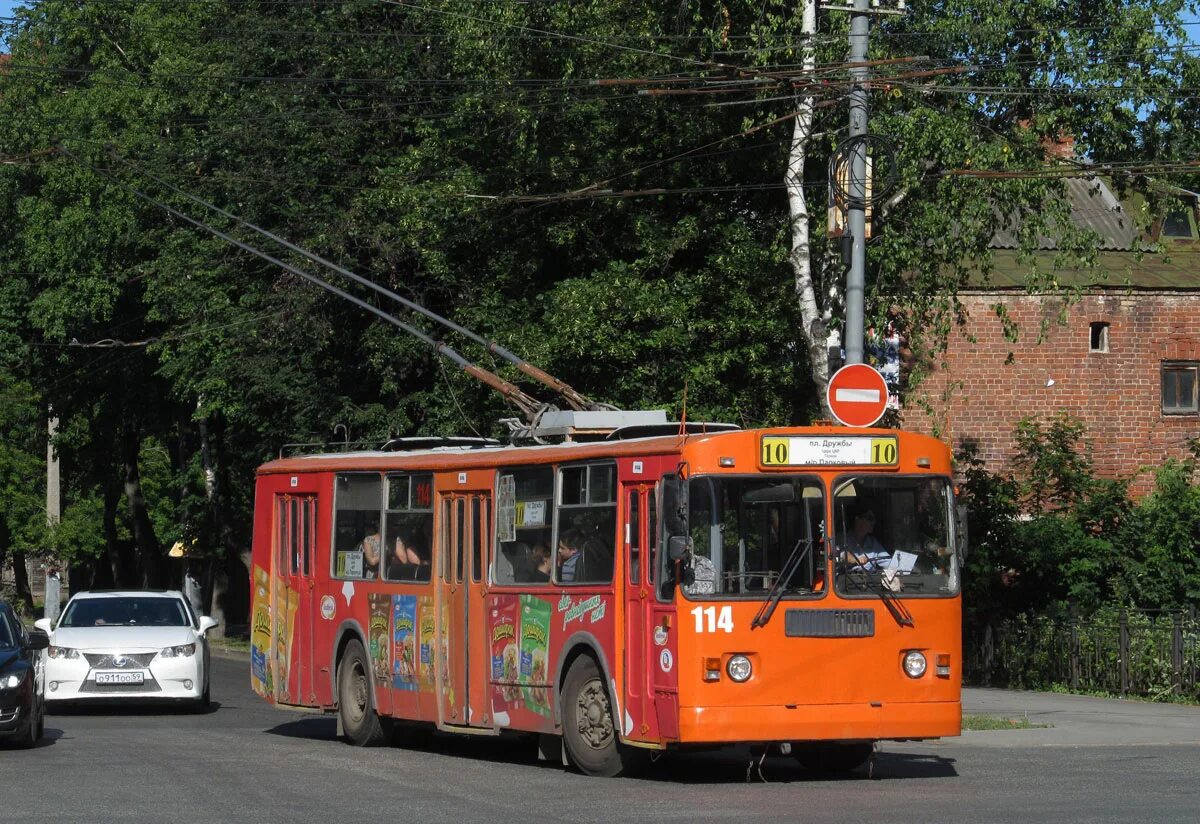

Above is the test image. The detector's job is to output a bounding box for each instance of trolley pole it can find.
[844,0,870,365]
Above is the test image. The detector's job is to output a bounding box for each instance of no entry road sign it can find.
[826,363,889,427]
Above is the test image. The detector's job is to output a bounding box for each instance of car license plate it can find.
[95,671,144,685]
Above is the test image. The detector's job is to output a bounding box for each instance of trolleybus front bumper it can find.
[677,699,961,744]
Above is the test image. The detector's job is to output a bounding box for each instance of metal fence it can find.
[967,609,1200,700]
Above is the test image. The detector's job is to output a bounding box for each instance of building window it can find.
[1162,363,1199,415]
[1089,322,1109,353]
[1161,205,1197,240]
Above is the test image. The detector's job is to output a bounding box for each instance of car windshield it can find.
[59,597,190,628]
[833,475,958,596]
[0,614,14,648]
[681,475,825,598]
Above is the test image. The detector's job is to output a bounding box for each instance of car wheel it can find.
[559,656,645,777]
[793,741,874,773]
[13,712,38,749]
[337,639,387,747]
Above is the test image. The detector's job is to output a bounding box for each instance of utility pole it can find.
[844,0,870,365]
[825,0,906,364]
[45,414,62,624]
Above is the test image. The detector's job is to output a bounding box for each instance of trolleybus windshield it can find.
[679,475,825,599]
[832,475,958,596]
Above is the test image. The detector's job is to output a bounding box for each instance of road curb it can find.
[210,644,251,661]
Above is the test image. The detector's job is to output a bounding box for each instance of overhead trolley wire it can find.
[57,144,548,422]
[107,150,607,412]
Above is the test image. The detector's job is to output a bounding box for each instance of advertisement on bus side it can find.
[368,594,391,685]
[250,564,272,698]
[418,595,435,691]
[392,595,418,691]
[520,595,552,718]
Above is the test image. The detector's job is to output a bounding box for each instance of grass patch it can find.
[209,637,252,654]
[962,713,1051,731]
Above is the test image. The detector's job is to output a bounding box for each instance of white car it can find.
[35,591,218,709]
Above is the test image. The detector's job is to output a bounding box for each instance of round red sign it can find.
[826,363,889,427]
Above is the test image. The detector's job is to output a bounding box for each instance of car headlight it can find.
[726,654,753,683]
[160,643,197,658]
[903,650,927,679]
[1,672,25,689]
[48,645,80,660]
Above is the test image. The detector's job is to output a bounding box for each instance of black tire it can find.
[794,741,873,773]
[13,710,37,749]
[192,681,211,713]
[559,656,646,777]
[35,701,44,739]
[337,639,387,747]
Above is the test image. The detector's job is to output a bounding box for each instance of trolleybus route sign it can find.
[760,435,898,467]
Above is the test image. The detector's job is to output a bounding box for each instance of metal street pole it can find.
[844,0,870,365]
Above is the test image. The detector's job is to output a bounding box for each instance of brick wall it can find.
[904,291,1200,497]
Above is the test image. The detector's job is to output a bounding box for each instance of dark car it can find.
[0,601,49,748]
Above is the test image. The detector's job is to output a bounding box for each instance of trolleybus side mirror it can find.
[955,505,969,559]
[667,535,690,562]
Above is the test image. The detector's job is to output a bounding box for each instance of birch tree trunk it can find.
[786,0,835,418]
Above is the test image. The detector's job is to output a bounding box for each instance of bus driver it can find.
[840,508,890,571]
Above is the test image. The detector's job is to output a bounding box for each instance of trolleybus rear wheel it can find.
[560,656,645,777]
[337,639,387,747]
[793,741,873,773]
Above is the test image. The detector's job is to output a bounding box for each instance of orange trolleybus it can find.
[249,417,962,776]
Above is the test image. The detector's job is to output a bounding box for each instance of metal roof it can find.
[970,249,1200,290]
[990,178,1144,251]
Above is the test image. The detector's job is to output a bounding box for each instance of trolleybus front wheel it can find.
[560,656,645,777]
[337,639,387,747]
[793,741,873,773]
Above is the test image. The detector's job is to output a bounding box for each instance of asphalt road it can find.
[2,653,1198,824]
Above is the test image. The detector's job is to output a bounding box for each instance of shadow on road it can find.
[262,715,959,783]
[266,716,338,741]
[48,700,223,717]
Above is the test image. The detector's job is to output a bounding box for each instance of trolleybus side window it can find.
[493,466,554,585]
[647,488,657,584]
[471,497,483,582]
[332,473,384,580]
[556,462,616,585]
[383,473,433,583]
[678,475,825,599]
[627,489,640,585]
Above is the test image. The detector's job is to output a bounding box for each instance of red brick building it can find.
[904,178,1200,496]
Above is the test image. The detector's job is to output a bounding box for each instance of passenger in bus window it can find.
[387,529,429,581]
[557,529,586,583]
[527,543,552,583]
[356,528,382,579]
[840,508,890,571]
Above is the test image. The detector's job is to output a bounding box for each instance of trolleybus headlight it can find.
[726,654,753,683]
[903,650,927,679]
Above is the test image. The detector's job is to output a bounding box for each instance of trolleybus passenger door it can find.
[276,494,317,705]
[437,492,491,727]
[622,483,657,741]
[466,495,490,726]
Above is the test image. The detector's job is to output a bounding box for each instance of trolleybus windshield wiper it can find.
[750,538,815,630]
[848,572,915,628]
